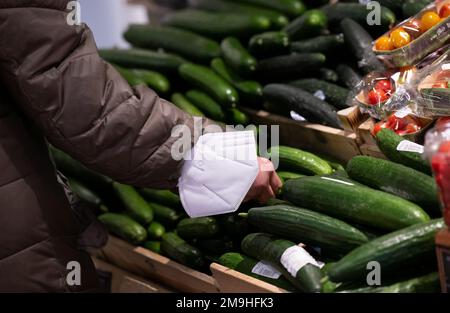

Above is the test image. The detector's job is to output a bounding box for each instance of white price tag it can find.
[280,246,319,277]
[394,107,413,118]
[441,63,450,70]
[251,261,282,279]
[396,140,424,154]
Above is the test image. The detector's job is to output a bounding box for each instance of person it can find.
[0,0,281,292]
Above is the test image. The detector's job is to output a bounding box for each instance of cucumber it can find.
[269,146,333,175]
[99,49,186,74]
[265,198,291,206]
[143,241,161,254]
[189,0,289,29]
[139,188,182,208]
[347,156,439,215]
[241,233,323,292]
[185,90,225,121]
[171,93,205,117]
[284,9,328,40]
[161,232,205,269]
[179,63,239,107]
[340,18,385,74]
[318,68,339,84]
[219,252,296,291]
[328,219,444,283]
[402,0,431,19]
[228,0,306,17]
[148,202,181,227]
[221,37,257,77]
[177,217,221,240]
[128,69,170,94]
[244,205,369,253]
[336,63,362,89]
[210,58,262,103]
[196,236,234,255]
[67,178,102,207]
[163,9,271,39]
[257,53,326,80]
[263,84,342,128]
[218,214,252,240]
[114,66,145,86]
[277,171,304,182]
[370,0,406,12]
[376,129,431,175]
[147,221,166,240]
[248,31,290,58]
[289,79,350,110]
[283,176,430,231]
[112,182,154,225]
[99,213,147,244]
[124,25,221,63]
[227,108,250,125]
[291,34,344,54]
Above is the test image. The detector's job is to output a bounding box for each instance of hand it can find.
[244,157,283,204]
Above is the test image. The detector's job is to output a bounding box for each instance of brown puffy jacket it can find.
[0,0,199,292]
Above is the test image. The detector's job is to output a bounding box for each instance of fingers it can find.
[269,171,283,195]
[257,183,276,204]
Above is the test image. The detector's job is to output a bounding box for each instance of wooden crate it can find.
[93,257,174,293]
[92,236,220,293]
[210,263,288,293]
[243,108,363,163]
[436,228,450,293]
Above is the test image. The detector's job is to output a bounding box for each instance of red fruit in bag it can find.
[375,79,393,93]
[368,89,389,105]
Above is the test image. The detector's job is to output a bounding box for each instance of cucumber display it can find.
[291,34,344,54]
[99,49,186,74]
[67,178,102,207]
[185,90,225,121]
[114,66,145,87]
[177,217,221,240]
[257,53,326,80]
[328,219,444,283]
[283,176,430,231]
[228,0,306,18]
[289,79,350,110]
[113,182,154,225]
[139,188,182,208]
[336,63,362,89]
[269,146,333,175]
[99,213,147,244]
[347,156,439,215]
[163,9,271,39]
[221,37,257,77]
[147,221,166,240]
[143,241,161,254]
[244,205,369,253]
[376,129,431,175]
[148,202,181,227]
[124,25,221,63]
[219,252,296,291]
[171,93,205,117]
[161,232,205,269]
[284,9,328,40]
[263,84,342,129]
[114,66,170,94]
[241,233,323,292]
[248,31,290,58]
[179,63,239,107]
[218,214,252,240]
[196,237,234,255]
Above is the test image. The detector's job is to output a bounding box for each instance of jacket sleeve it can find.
[0,1,199,189]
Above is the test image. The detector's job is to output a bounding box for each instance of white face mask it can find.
[178,131,259,218]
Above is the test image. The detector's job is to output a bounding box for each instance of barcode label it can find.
[251,261,282,279]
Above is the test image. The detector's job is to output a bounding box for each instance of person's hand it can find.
[244,157,283,204]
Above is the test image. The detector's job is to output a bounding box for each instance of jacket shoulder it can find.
[0,0,70,10]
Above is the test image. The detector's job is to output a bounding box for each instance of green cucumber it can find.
[284,9,328,40]
[284,176,430,231]
[218,214,251,239]
[99,213,147,244]
[171,93,205,117]
[67,178,102,207]
[329,219,444,283]
[210,58,262,103]
[257,53,326,80]
[227,108,250,125]
[241,233,323,292]
[139,188,181,208]
[163,9,271,39]
[340,18,385,74]
[245,205,369,253]
[177,217,221,240]
[148,202,181,227]
[128,69,170,94]
[99,49,186,74]
[124,25,221,63]
[219,252,296,291]
[143,241,161,254]
[179,63,239,107]
[270,146,333,175]
[114,66,145,86]
[147,221,166,240]
[228,0,306,17]
[318,68,339,84]
[221,37,257,77]
[289,79,350,110]
[277,171,304,182]
[196,236,234,255]
[189,0,289,29]
[161,232,205,269]
[336,64,362,89]
[402,0,431,19]
[263,84,342,128]
[347,156,439,215]
[376,129,431,174]
[112,182,154,225]
[185,90,225,121]
[265,198,291,206]
[248,31,290,58]
[291,34,344,54]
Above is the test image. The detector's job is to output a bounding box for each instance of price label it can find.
[251,261,282,279]
[397,140,424,154]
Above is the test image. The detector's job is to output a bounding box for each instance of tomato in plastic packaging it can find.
[367,89,389,105]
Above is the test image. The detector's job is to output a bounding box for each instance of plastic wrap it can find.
[373,0,450,68]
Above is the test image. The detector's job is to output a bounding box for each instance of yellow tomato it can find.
[390,28,411,49]
[420,11,441,32]
[375,36,394,51]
